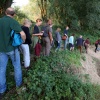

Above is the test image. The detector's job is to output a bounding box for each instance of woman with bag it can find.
[32,19,43,58]
[63,26,69,50]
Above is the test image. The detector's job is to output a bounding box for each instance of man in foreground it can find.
[0,7,26,99]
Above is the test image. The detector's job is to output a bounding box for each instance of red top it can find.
[95,40,100,45]
[85,39,90,44]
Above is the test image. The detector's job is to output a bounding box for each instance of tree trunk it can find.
[37,0,47,21]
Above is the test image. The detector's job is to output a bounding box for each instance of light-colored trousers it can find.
[20,44,30,68]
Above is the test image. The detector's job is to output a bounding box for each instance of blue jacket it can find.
[64,29,68,36]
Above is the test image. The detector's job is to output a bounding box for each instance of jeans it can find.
[20,44,30,68]
[0,49,22,93]
[55,41,61,51]
[64,38,68,50]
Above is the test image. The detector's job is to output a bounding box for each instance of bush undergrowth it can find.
[4,50,100,100]
[4,29,100,100]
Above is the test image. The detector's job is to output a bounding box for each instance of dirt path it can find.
[81,46,100,84]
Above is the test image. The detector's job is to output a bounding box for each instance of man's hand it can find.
[48,32,53,44]
[50,38,53,44]
[20,31,26,42]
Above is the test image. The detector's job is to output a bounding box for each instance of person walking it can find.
[84,38,90,53]
[76,35,84,53]
[94,39,100,53]
[32,19,43,57]
[63,26,69,50]
[69,34,75,51]
[0,7,26,98]
[42,19,53,56]
[55,28,61,51]
[20,19,32,70]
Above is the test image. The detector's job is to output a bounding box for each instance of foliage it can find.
[19,51,99,100]
[1,43,100,100]
[86,1,100,30]
[1,0,100,97]
[36,0,48,21]
[21,0,41,21]
[14,7,28,24]
[0,0,13,17]
[29,0,100,31]
[4,50,100,100]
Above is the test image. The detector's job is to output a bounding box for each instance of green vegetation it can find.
[1,0,100,32]
[30,0,100,31]
[14,7,28,24]
[21,0,41,21]
[0,0,100,100]
[0,0,13,17]
[4,50,100,100]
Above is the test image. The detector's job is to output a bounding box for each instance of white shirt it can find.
[69,36,74,44]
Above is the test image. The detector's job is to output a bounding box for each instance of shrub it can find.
[4,50,100,100]
[20,51,95,100]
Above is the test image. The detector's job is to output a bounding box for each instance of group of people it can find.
[32,18,53,57]
[55,27,100,54]
[0,7,54,98]
[0,7,100,99]
[55,27,90,53]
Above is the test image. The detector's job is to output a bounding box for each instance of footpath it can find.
[81,46,100,84]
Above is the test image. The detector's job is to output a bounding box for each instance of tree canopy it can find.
[34,0,100,31]
[0,0,100,31]
[0,0,13,16]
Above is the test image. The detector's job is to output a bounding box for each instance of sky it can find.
[12,0,29,7]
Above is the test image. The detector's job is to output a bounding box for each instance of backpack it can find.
[11,30,23,46]
[42,26,49,37]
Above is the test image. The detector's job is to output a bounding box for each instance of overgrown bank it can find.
[4,50,100,100]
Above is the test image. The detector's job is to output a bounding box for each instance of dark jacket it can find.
[21,26,32,44]
[76,38,84,46]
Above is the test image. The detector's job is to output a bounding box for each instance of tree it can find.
[48,0,79,28]
[21,0,41,21]
[14,7,28,24]
[0,0,13,17]
[37,0,48,21]
[86,0,100,30]
[47,0,100,30]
